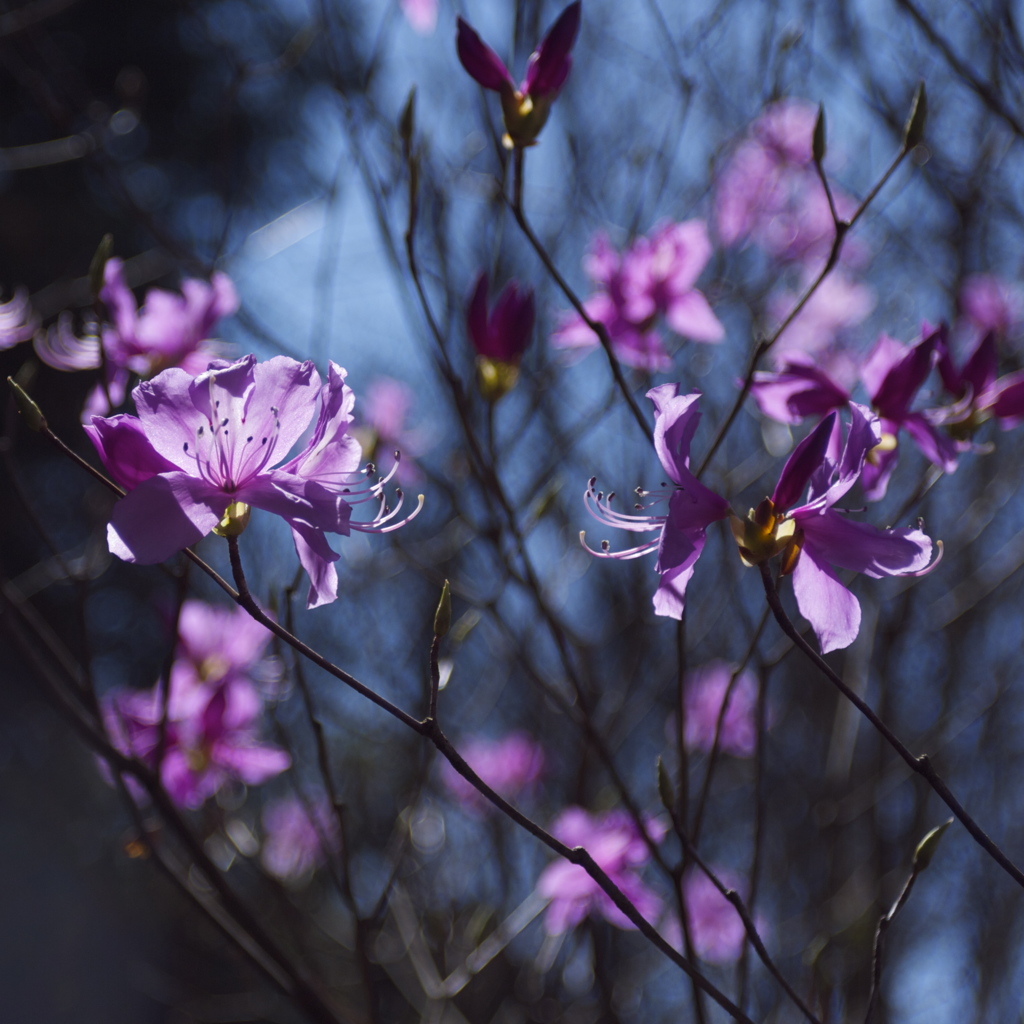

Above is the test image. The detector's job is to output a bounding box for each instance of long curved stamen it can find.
[349,490,425,534]
[585,482,666,533]
[579,530,661,560]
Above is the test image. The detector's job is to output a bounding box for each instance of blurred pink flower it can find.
[536,808,666,934]
[715,99,858,267]
[957,273,1023,340]
[261,794,339,881]
[552,222,722,371]
[442,732,544,816]
[35,258,237,418]
[101,600,288,809]
[682,867,748,964]
[682,661,759,758]
[401,0,437,35]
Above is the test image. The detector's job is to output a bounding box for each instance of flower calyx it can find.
[730,497,800,570]
[212,501,251,538]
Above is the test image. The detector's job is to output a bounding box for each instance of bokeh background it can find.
[3,0,1024,1021]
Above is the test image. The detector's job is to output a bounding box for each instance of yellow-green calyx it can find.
[865,431,898,466]
[212,501,251,538]
[730,497,800,569]
[500,90,553,149]
[476,356,520,402]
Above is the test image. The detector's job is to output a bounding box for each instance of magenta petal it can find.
[665,290,724,343]
[34,311,101,371]
[281,362,361,483]
[751,363,849,425]
[522,1,581,97]
[799,510,933,579]
[100,258,139,345]
[288,520,340,609]
[988,370,1024,427]
[870,328,939,417]
[214,741,291,784]
[133,365,211,465]
[456,18,515,92]
[84,414,179,490]
[772,412,836,510]
[791,542,861,653]
[903,412,959,473]
[107,472,225,563]
[649,384,701,484]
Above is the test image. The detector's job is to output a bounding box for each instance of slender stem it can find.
[509,152,653,445]
[696,139,912,479]
[759,563,1024,890]
[427,632,441,721]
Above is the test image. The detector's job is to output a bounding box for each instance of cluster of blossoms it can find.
[552,222,724,371]
[586,385,935,653]
[752,320,1024,501]
[36,257,238,418]
[86,354,420,608]
[102,600,288,809]
[715,100,874,372]
[535,808,747,963]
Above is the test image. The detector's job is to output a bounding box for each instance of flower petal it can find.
[522,1,581,97]
[288,520,340,609]
[456,17,515,92]
[791,541,861,653]
[799,510,933,579]
[84,414,179,490]
[665,289,724,343]
[107,472,226,563]
[772,412,836,510]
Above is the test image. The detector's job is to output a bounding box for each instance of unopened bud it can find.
[903,82,927,150]
[212,501,251,537]
[433,579,451,637]
[812,103,827,164]
[89,234,114,302]
[399,86,416,158]
[912,817,952,872]
[7,376,47,432]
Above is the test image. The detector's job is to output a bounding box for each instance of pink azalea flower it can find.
[400,0,437,35]
[441,732,545,816]
[101,600,287,809]
[584,385,729,618]
[715,99,859,267]
[859,325,959,500]
[552,223,723,371]
[261,794,339,881]
[457,2,581,148]
[681,867,748,964]
[682,661,759,758]
[84,355,421,608]
[933,328,1024,433]
[35,258,238,418]
[0,286,39,349]
[733,405,936,653]
[536,807,666,934]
